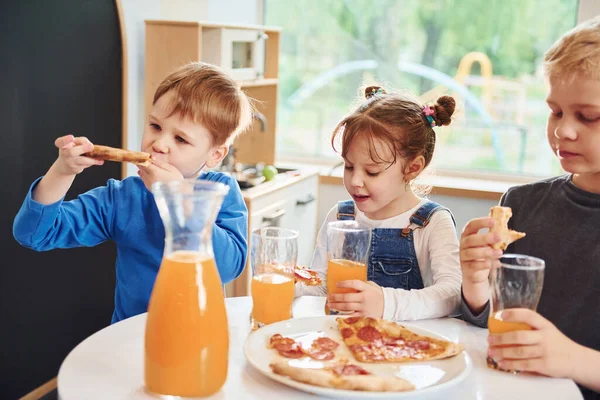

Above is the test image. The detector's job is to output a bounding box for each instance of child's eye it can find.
[175,135,187,144]
[549,110,562,118]
[579,113,600,123]
[366,171,380,177]
[344,165,354,171]
[150,123,161,131]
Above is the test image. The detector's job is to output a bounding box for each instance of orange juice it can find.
[327,259,367,294]
[488,311,532,333]
[487,311,532,371]
[251,273,294,325]
[145,251,228,397]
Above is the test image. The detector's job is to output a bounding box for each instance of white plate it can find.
[244,316,472,398]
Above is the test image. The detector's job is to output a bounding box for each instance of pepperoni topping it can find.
[269,334,284,344]
[340,364,370,376]
[313,337,339,351]
[357,326,383,342]
[278,344,304,359]
[274,342,296,352]
[406,340,431,350]
[349,344,365,353]
[270,334,295,348]
[341,327,354,339]
[329,363,370,376]
[295,269,312,279]
[343,316,361,324]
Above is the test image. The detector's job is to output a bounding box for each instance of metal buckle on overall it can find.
[336,212,355,220]
[411,214,430,227]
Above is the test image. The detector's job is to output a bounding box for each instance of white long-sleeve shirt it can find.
[296,199,462,321]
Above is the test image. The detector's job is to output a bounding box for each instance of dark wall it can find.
[1,1,123,397]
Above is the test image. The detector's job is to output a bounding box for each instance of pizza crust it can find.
[489,206,526,250]
[270,360,415,392]
[85,145,151,166]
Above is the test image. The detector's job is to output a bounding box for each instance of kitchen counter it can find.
[241,169,319,202]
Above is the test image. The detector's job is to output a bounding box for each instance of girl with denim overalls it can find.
[296,86,462,321]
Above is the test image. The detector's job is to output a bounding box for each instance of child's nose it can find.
[350,172,364,187]
[554,119,578,140]
[152,138,169,154]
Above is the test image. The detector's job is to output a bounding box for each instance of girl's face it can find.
[546,74,600,192]
[343,134,417,220]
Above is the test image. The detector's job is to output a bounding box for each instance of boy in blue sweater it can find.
[13,62,252,323]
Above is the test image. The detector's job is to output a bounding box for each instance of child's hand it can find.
[54,135,104,176]
[137,157,184,190]
[460,217,503,285]
[327,280,384,318]
[488,309,581,379]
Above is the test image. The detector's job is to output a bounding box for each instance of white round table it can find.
[58,296,581,399]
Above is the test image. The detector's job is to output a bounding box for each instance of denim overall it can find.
[336,199,454,290]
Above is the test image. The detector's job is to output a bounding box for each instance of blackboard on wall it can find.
[0,1,124,397]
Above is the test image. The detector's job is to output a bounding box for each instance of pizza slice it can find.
[85,145,151,166]
[337,317,463,363]
[270,359,415,392]
[489,206,526,250]
[294,265,322,286]
[269,333,338,361]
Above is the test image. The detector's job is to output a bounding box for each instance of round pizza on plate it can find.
[264,316,465,392]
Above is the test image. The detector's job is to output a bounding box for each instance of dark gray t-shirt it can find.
[460,175,600,399]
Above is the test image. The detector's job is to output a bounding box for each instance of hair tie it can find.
[365,86,386,99]
[422,105,436,127]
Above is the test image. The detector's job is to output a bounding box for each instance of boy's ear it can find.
[205,145,229,169]
[404,155,425,181]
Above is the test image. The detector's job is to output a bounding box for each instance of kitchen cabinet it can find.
[225,171,319,297]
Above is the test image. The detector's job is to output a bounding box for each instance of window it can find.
[265,0,580,177]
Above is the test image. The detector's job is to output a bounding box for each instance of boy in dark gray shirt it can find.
[460,17,600,400]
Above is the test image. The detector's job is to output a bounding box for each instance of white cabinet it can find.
[280,175,319,267]
[225,172,319,297]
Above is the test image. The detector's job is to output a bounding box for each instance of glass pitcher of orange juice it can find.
[145,180,230,398]
[325,221,371,315]
[487,253,545,372]
[250,227,298,329]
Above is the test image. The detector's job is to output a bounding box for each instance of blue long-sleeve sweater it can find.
[13,171,248,323]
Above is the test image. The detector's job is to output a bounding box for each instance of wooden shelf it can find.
[145,19,282,32]
[239,78,278,88]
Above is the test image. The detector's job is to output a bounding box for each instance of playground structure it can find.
[283,52,530,172]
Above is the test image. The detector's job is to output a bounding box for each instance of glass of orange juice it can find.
[250,227,298,329]
[145,180,230,398]
[487,253,545,372]
[325,221,371,315]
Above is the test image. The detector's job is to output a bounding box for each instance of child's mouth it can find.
[353,194,370,203]
[557,150,580,159]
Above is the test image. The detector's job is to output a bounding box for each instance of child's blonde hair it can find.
[153,62,253,146]
[332,86,455,189]
[544,16,600,82]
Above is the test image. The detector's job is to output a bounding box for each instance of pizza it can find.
[337,316,463,363]
[270,359,415,392]
[85,145,151,166]
[294,265,322,286]
[265,317,463,392]
[269,333,338,361]
[489,206,526,250]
